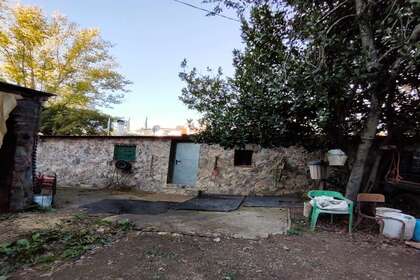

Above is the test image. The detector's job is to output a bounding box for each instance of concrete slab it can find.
[55,188,290,240]
[107,206,290,239]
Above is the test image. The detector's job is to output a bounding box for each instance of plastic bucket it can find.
[327,149,348,166]
[308,160,322,179]
[327,154,348,166]
[414,219,420,242]
[380,212,416,240]
[375,207,402,216]
[33,195,52,208]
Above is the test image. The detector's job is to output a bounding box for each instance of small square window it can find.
[234,150,253,166]
[114,145,136,161]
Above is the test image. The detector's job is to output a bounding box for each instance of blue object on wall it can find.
[414,219,420,242]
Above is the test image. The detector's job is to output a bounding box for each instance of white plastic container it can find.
[375,207,402,216]
[327,149,348,166]
[308,160,322,179]
[380,212,416,240]
[33,195,52,208]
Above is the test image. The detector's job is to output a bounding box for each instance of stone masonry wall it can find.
[37,137,317,195]
[0,97,43,211]
[37,137,172,192]
[196,144,315,195]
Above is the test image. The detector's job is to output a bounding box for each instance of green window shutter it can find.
[114,145,136,161]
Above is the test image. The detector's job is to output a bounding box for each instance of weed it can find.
[73,212,88,221]
[286,228,302,236]
[144,246,176,259]
[95,219,113,226]
[0,216,134,277]
[287,220,308,236]
[117,219,135,232]
[223,271,237,280]
[0,213,16,222]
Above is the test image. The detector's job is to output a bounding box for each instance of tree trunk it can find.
[363,146,382,193]
[345,0,381,201]
[345,94,380,200]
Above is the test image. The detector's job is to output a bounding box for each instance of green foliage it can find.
[72,212,88,221]
[181,1,420,148]
[286,228,301,236]
[40,103,112,136]
[0,2,130,107]
[0,1,130,136]
[223,271,237,280]
[117,218,135,232]
[0,216,134,277]
[0,231,58,275]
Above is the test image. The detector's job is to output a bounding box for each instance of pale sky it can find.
[17,0,242,129]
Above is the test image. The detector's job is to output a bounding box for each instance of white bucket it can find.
[375,207,402,216]
[33,195,53,208]
[327,154,348,166]
[327,149,348,166]
[308,160,323,179]
[308,165,321,179]
[379,212,416,240]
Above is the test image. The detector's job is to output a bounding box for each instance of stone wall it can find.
[0,96,44,211]
[9,97,43,210]
[37,137,172,192]
[37,137,317,195]
[196,144,314,195]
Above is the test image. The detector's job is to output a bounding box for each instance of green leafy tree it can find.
[0,2,130,107]
[0,1,130,135]
[180,1,420,199]
[40,104,112,136]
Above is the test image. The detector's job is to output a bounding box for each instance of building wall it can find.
[196,144,314,195]
[37,137,172,192]
[0,96,43,211]
[37,137,316,195]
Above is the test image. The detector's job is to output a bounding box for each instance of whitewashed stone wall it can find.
[37,136,316,195]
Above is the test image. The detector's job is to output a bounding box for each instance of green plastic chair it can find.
[307,190,354,233]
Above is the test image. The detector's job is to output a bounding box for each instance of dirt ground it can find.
[0,188,170,243]
[0,188,289,241]
[13,229,420,280]
[3,188,420,280]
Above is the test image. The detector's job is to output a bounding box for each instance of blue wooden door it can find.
[172,143,200,185]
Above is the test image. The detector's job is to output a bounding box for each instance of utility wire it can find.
[173,0,240,22]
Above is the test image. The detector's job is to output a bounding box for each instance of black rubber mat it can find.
[82,199,170,215]
[82,194,297,214]
[171,194,245,212]
[243,196,303,208]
